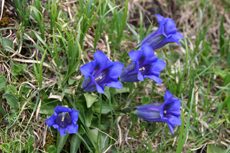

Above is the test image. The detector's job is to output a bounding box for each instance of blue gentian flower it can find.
[80,50,124,94]
[135,90,181,134]
[139,14,184,50]
[45,105,79,136]
[120,44,166,84]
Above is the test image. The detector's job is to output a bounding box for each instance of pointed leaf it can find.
[84,93,97,108]
[2,93,18,109]
[0,76,7,89]
[207,144,226,153]
[56,132,69,153]
[70,134,81,153]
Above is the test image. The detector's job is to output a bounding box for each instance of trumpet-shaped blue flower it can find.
[135,90,181,134]
[120,44,166,84]
[139,14,184,50]
[80,51,124,94]
[45,105,79,136]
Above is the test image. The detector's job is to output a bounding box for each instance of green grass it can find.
[0,0,230,152]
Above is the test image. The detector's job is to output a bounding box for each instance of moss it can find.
[0,16,10,28]
[44,134,57,150]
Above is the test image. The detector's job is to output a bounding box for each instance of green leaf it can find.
[27,136,35,145]
[1,37,13,51]
[68,78,76,85]
[28,145,35,153]
[112,86,130,93]
[47,145,57,153]
[11,63,27,76]
[223,74,230,86]
[85,109,93,127]
[0,76,7,89]
[141,96,150,105]
[39,99,62,114]
[220,13,225,57]
[213,66,227,78]
[207,144,226,153]
[84,93,97,108]
[70,134,81,153]
[139,121,148,127]
[89,128,109,152]
[227,52,230,67]
[5,85,17,94]
[93,103,111,114]
[56,132,69,153]
[1,143,10,152]
[2,93,18,109]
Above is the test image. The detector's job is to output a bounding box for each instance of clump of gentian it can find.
[139,14,184,50]
[120,44,166,85]
[80,50,124,94]
[135,90,181,134]
[45,105,79,136]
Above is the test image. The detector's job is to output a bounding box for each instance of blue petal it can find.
[135,103,162,121]
[70,108,79,124]
[93,50,114,72]
[108,61,124,80]
[155,14,164,23]
[137,71,144,81]
[173,32,184,40]
[164,18,176,34]
[54,105,71,114]
[120,62,140,82]
[136,103,162,111]
[148,59,166,74]
[45,114,57,127]
[145,75,162,85]
[167,115,181,127]
[106,81,123,89]
[84,85,97,92]
[139,27,165,48]
[139,45,157,65]
[164,90,173,102]
[128,50,142,62]
[82,77,93,89]
[165,98,181,110]
[167,122,175,134]
[95,82,104,93]
[80,60,97,77]
[136,110,161,121]
[52,124,59,129]
[58,127,67,136]
[67,124,79,134]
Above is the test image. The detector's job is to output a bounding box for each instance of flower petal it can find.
[155,14,164,23]
[58,127,67,136]
[139,14,184,50]
[128,50,142,62]
[148,59,166,74]
[93,50,114,71]
[70,108,79,124]
[164,90,173,102]
[139,45,157,65]
[80,60,97,77]
[95,82,105,94]
[144,75,162,85]
[164,18,176,34]
[120,62,140,82]
[67,124,79,134]
[173,32,184,40]
[105,81,123,89]
[137,71,144,81]
[108,61,124,80]
[54,105,71,114]
[45,115,57,127]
